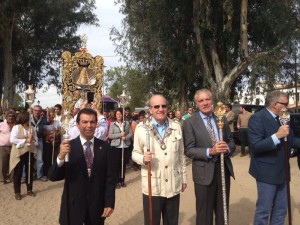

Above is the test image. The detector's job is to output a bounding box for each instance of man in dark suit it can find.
[248,90,300,225]
[48,108,117,225]
[183,89,235,225]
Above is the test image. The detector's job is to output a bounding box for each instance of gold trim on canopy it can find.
[61,38,103,112]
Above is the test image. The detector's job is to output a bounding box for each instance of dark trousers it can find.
[143,194,180,225]
[43,141,59,177]
[194,161,230,225]
[13,152,34,194]
[113,147,127,183]
[124,145,132,166]
[0,146,11,181]
[239,128,248,155]
[83,209,105,225]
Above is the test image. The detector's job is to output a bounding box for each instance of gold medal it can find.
[88,168,91,177]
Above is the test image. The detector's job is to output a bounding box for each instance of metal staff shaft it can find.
[279,109,292,225]
[215,102,229,225]
[65,159,70,225]
[284,137,292,225]
[218,126,228,225]
[64,138,70,225]
[52,130,55,165]
[27,112,32,185]
[121,107,125,179]
[62,113,71,225]
[146,124,153,225]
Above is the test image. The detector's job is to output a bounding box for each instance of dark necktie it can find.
[206,117,216,144]
[85,141,93,166]
[275,116,281,126]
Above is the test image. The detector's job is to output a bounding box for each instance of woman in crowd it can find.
[108,108,132,188]
[9,111,38,200]
[167,111,174,119]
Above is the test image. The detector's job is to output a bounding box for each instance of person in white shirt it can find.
[68,100,107,141]
[9,111,38,200]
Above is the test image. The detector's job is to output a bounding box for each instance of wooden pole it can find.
[144,117,152,225]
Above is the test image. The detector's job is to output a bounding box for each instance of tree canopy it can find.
[112,0,300,105]
[0,0,99,106]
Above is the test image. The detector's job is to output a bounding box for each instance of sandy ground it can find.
[1,147,300,225]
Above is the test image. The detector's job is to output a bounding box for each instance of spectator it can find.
[10,111,38,200]
[0,110,16,184]
[182,107,193,120]
[237,105,252,157]
[108,108,133,188]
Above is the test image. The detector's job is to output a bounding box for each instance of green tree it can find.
[112,0,300,103]
[105,66,151,110]
[111,0,201,110]
[0,0,98,105]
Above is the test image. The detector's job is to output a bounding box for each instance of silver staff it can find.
[279,109,292,225]
[61,110,71,225]
[24,85,35,185]
[118,90,129,179]
[214,101,228,225]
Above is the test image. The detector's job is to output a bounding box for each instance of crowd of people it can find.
[0,89,299,225]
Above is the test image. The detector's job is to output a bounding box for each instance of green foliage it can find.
[113,0,300,103]
[111,0,201,108]
[105,66,150,109]
[0,0,99,98]
[13,93,24,109]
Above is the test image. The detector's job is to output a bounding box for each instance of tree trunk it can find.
[2,14,15,110]
[240,0,249,58]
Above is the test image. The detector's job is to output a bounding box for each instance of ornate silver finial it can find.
[279,109,290,125]
[80,34,88,49]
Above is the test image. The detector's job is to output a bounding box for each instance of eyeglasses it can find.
[151,104,167,109]
[276,102,289,107]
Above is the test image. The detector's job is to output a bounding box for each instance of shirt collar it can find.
[199,111,213,120]
[151,117,168,128]
[266,108,277,118]
[79,136,94,146]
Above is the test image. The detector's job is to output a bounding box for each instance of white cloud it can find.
[35,0,124,108]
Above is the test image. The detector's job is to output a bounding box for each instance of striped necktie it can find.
[206,116,216,144]
[85,141,93,166]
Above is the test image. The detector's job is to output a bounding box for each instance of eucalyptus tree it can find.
[112,0,201,110]
[0,0,98,105]
[113,0,300,102]
[105,66,151,110]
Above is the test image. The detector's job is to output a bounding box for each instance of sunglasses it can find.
[276,102,289,107]
[152,104,167,109]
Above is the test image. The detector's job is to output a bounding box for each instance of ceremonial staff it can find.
[118,90,129,180]
[51,128,56,165]
[61,111,71,225]
[143,115,153,225]
[279,109,292,225]
[24,85,35,185]
[214,102,229,225]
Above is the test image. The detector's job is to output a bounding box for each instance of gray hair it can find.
[265,90,287,107]
[194,89,212,102]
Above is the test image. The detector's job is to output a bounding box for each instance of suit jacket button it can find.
[165,179,168,182]
[165,165,168,169]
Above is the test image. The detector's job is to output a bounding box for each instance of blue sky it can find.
[34,1,124,108]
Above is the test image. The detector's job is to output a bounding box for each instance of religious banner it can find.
[61,34,104,111]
